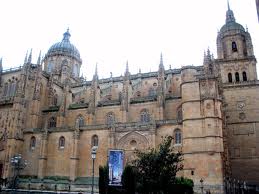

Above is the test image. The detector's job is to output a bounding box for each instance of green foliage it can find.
[175,177,194,188]
[133,136,184,194]
[99,165,109,194]
[43,176,69,181]
[122,165,136,194]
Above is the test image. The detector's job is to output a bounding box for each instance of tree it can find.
[122,165,136,194]
[99,165,109,194]
[133,136,183,194]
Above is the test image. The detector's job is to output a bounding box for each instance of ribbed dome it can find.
[220,21,245,34]
[46,29,81,61]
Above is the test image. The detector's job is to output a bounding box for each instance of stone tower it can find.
[216,3,259,183]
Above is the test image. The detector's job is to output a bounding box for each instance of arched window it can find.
[140,109,150,123]
[228,73,232,83]
[76,115,84,128]
[10,82,16,96]
[136,91,141,97]
[30,136,36,150]
[235,72,240,82]
[174,129,182,145]
[59,136,65,149]
[47,62,53,73]
[73,64,79,77]
[148,87,156,96]
[232,41,238,52]
[91,135,98,147]
[242,71,247,81]
[48,117,56,128]
[53,94,58,106]
[106,112,115,126]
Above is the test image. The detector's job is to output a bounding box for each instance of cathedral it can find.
[0,4,258,193]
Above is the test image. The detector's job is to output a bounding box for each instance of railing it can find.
[224,177,259,194]
[2,66,22,73]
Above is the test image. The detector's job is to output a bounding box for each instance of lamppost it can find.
[91,146,98,194]
[200,178,204,194]
[10,154,28,190]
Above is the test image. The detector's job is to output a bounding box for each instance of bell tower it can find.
[216,2,257,83]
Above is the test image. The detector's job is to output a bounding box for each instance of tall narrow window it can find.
[59,136,65,149]
[10,82,16,96]
[235,72,240,82]
[53,94,58,106]
[242,71,247,81]
[228,73,232,83]
[140,109,150,123]
[174,129,182,145]
[106,112,115,126]
[47,63,53,73]
[232,41,238,52]
[76,115,84,128]
[91,135,98,147]
[30,136,36,150]
[48,117,56,128]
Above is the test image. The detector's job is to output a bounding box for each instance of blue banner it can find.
[108,149,124,186]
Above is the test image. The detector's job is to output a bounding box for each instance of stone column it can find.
[37,131,48,179]
[69,129,80,181]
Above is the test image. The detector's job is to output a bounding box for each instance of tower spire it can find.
[0,58,2,72]
[226,0,235,23]
[159,53,164,70]
[37,50,42,65]
[125,61,129,74]
[24,50,28,64]
[28,49,32,63]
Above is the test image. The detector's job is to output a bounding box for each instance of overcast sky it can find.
[0,0,258,80]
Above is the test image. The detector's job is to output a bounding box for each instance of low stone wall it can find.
[16,177,99,193]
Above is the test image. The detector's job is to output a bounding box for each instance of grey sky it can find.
[0,0,258,79]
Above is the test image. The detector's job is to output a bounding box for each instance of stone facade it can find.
[0,6,258,193]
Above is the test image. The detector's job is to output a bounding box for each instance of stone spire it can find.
[226,0,235,23]
[24,50,28,64]
[124,61,130,79]
[0,58,2,72]
[159,53,164,70]
[28,49,32,64]
[37,51,42,65]
[93,63,98,81]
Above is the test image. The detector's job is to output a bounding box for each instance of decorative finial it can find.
[160,53,163,66]
[169,64,171,69]
[0,58,2,72]
[63,28,71,42]
[126,61,129,72]
[207,47,211,57]
[110,72,113,78]
[28,49,32,63]
[226,0,235,23]
[139,68,141,74]
[24,50,28,64]
[95,63,98,76]
[37,50,42,65]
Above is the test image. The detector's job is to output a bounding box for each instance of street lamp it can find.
[200,178,204,194]
[91,146,98,194]
[10,154,28,190]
